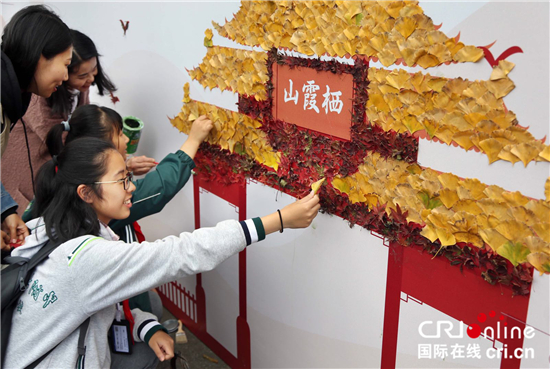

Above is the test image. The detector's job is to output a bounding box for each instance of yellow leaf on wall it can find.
[527,252,550,275]
[332,177,351,194]
[436,228,456,246]
[478,138,504,164]
[539,145,550,161]
[497,241,531,266]
[511,142,543,167]
[421,224,439,243]
[496,220,533,242]
[479,228,509,251]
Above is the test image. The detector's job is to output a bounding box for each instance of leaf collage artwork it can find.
[170,1,550,295]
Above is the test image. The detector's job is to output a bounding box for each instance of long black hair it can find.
[34,137,116,242]
[47,30,117,117]
[1,5,72,92]
[46,104,123,157]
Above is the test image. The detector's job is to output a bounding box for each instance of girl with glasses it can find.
[23,104,216,365]
[4,137,319,367]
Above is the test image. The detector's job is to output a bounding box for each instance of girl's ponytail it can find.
[45,122,66,156]
[45,105,123,158]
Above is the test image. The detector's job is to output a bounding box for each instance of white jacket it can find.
[4,217,263,368]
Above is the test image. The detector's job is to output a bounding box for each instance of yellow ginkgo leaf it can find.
[490,60,515,81]
[525,200,550,221]
[498,145,521,164]
[385,70,412,90]
[476,198,508,218]
[496,220,533,242]
[261,152,280,171]
[508,206,538,227]
[501,191,529,207]
[539,145,550,161]
[453,45,484,62]
[332,177,351,194]
[311,178,326,195]
[511,142,543,167]
[439,188,459,209]
[498,59,515,74]
[421,119,438,139]
[416,54,440,69]
[427,209,453,230]
[427,77,447,92]
[452,131,475,151]
[365,194,379,208]
[450,212,477,232]
[435,127,455,145]
[479,228,509,251]
[533,222,550,243]
[490,66,507,81]
[378,49,397,67]
[497,241,531,266]
[420,224,439,243]
[183,83,191,103]
[188,104,200,122]
[454,232,483,247]
[453,199,483,215]
[478,138,504,164]
[461,178,486,200]
[483,185,505,201]
[486,77,515,99]
[394,17,416,39]
[436,227,456,246]
[524,236,549,254]
[410,72,429,93]
[349,191,367,204]
[369,94,391,112]
[546,177,550,202]
[402,115,424,134]
[527,252,550,275]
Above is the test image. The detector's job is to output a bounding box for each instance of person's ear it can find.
[77,184,94,204]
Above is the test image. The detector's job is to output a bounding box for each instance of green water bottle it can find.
[122,116,144,155]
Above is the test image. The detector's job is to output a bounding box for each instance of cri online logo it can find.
[419,311,535,341]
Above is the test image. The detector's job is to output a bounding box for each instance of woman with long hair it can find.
[1,4,73,251]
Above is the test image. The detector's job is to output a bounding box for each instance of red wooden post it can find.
[381,241,404,369]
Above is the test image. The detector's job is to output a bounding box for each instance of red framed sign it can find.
[273,63,355,140]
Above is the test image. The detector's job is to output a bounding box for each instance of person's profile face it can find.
[30,46,73,97]
[67,57,98,93]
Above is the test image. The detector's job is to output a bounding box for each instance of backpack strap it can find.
[26,317,90,369]
[76,318,91,369]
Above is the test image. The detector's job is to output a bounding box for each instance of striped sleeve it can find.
[137,319,167,344]
[239,217,266,246]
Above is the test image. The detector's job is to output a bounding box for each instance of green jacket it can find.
[23,150,194,225]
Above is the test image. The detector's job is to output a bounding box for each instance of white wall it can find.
[3,1,548,367]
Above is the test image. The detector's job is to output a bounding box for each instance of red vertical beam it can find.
[381,241,404,369]
[193,175,207,332]
[500,318,525,369]
[236,183,251,368]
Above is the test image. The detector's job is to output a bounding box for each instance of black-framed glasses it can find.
[94,172,134,191]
